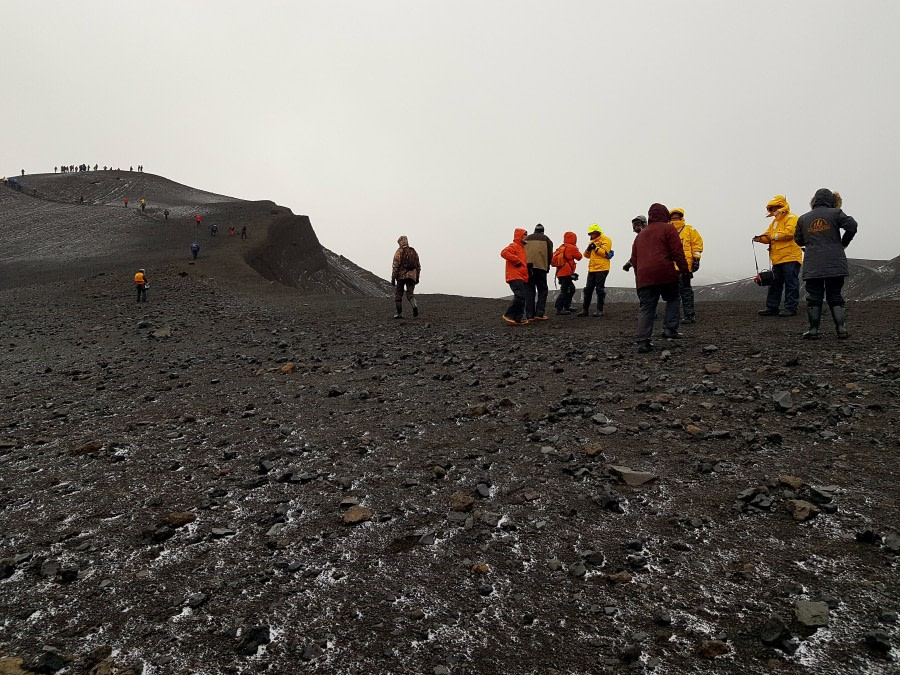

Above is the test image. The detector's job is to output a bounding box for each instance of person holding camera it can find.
[753,195,802,317]
[577,224,614,317]
[670,208,704,324]
[552,231,583,315]
[391,235,421,319]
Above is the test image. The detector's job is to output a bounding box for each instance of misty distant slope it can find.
[0,171,391,297]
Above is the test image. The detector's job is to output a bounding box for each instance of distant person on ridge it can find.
[140,198,146,212]
[629,204,690,353]
[524,223,553,321]
[753,195,802,317]
[195,214,202,227]
[794,189,858,339]
[134,268,148,303]
[124,197,129,208]
[578,224,613,317]
[241,225,247,240]
[209,222,217,236]
[229,225,235,237]
[164,209,170,221]
[500,228,530,325]
[390,235,421,319]
[552,231,582,315]
[191,241,200,260]
[622,215,647,273]
[669,207,703,324]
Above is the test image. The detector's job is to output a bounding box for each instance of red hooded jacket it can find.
[630,204,690,288]
[501,228,530,283]
[556,231,583,277]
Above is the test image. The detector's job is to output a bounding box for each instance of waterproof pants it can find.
[525,267,549,318]
[394,279,416,302]
[583,271,609,312]
[678,275,695,320]
[805,276,845,307]
[505,280,527,322]
[765,261,801,312]
[636,283,680,341]
[555,276,576,312]
[136,285,147,303]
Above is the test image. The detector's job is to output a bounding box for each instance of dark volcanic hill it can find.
[1,171,390,296]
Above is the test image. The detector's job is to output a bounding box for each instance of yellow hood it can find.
[766,195,790,217]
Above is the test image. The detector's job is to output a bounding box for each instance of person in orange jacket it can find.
[552,231,583,315]
[134,268,148,303]
[501,228,530,325]
[753,195,802,317]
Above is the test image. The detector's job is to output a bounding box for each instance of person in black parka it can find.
[794,189,858,339]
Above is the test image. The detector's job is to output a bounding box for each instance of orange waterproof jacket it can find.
[501,228,529,283]
[556,232,583,277]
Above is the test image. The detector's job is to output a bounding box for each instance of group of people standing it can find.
[499,189,857,350]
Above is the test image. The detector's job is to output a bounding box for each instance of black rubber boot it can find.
[830,305,848,339]
[637,340,654,353]
[393,301,403,319]
[411,299,419,318]
[802,305,822,339]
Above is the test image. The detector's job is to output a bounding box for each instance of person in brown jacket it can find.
[524,223,553,320]
[628,204,690,353]
[391,235,421,319]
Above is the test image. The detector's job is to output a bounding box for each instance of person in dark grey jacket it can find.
[794,189,858,339]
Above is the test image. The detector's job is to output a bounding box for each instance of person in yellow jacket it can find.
[753,195,803,317]
[134,268,148,303]
[670,208,703,324]
[577,224,614,317]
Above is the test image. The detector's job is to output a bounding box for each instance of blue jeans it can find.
[766,261,801,312]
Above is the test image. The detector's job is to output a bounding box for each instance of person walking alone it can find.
[629,204,690,353]
[501,228,530,325]
[191,241,200,260]
[578,224,613,317]
[669,208,703,323]
[134,268,148,303]
[754,195,802,317]
[552,231,582,315]
[390,235,421,319]
[524,223,553,320]
[794,189,858,339]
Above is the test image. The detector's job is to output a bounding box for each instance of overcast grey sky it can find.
[5,1,899,297]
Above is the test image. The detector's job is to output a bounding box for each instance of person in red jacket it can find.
[501,228,530,325]
[553,231,583,315]
[195,214,202,227]
[628,204,691,353]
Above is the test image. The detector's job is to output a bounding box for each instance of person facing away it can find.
[794,189,858,340]
[578,224,613,317]
[552,231,582,315]
[241,225,247,240]
[390,235,421,319]
[629,204,690,353]
[754,195,803,317]
[209,222,217,236]
[669,207,703,324]
[501,228,530,325]
[124,197,129,208]
[164,208,170,221]
[523,223,553,320]
[229,225,235,237]
[622,215,647,273]
[140,198,146,212]
[191,241,200,259]
[134,268,148,303]
[195,214,202,227]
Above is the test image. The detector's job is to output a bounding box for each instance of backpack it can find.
[551,245,566,269]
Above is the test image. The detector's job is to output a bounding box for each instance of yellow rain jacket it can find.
[584,230,613,272]
[758,195,802,265]
[670,208,703,271]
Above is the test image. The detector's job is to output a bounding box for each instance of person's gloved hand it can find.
[586,243,596,252]
[514,262,524,268]
[623,262,632,272]
[607,249,615,259]
[681,271,694,283]
[691,259,700,272]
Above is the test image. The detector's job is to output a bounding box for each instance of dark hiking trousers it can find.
[765,261,801,312]
[525,267,549,318]
[394,279,416,302]
[505,280,527,322]
[136,285,147,303]
[583,271,609,312]
[678,275,695,320]
[636,283,679,341]
[555,276,576,312]
[805,277,845,307]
